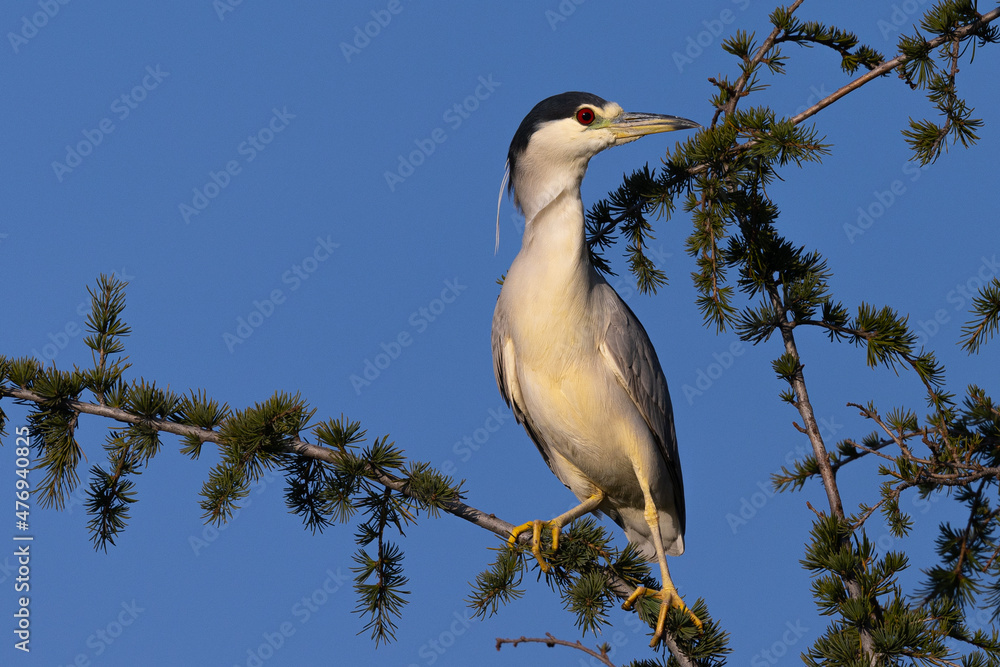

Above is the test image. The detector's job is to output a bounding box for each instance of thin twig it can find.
[848,403,918,461]
[496,633,616,667]
[842,437,899,465]
[798,319,875,340]
[710,0,806,127]
[831,437,896,474]
[847,402,1000,480]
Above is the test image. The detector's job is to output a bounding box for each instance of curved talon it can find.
[508,519,563,573]
[622,585,703,646]
[507,493,602,575]
[621,584,647,611]
[507,520,535,545]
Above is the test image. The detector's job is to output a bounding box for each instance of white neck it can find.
[513,144,591,221]
[521,187,587,264]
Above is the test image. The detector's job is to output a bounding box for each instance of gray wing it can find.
[491,300,555,471]
[595,284,685,536]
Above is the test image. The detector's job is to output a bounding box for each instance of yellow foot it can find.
[622,585,703,646]
[508,519,562,573]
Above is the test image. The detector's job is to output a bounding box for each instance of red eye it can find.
[576,108,596,125]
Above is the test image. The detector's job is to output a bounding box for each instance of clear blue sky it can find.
[3,2,998,665]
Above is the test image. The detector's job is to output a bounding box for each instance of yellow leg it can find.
[508,490,604,573]
[620,491,702,645]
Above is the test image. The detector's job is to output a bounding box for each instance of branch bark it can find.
[496,633,616,667]
[765,284,878,663]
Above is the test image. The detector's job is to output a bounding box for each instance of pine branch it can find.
[695,6,1000,180]
[0,383,710,664]
[960,278,1000,353]
[788,6,1000,128]
[709,0,806,126]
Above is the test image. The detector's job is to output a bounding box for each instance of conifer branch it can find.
[709,0,806,127]
[788,7,1000,128]
[0,386,515,536]
[960,278,1000,353]
[0,383,709,664]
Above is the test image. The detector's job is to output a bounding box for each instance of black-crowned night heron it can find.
[492,92,700,645]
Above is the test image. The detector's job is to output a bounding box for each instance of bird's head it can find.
[506,92,699,218]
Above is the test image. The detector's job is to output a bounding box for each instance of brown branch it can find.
[849,402,918,461]
[924,37,963,159]
[0,386,520,537]
[690,6,1000,180]
[853,493,898,532]
[768,290,846,518]
[1,384,701,666]
[985,535,1000,572]
[841,436,900,466]
[950,480,987,580]
[764,283,879,662]
[496,633,616,667]
[787,7,1000,128]
[710,0,806,127]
